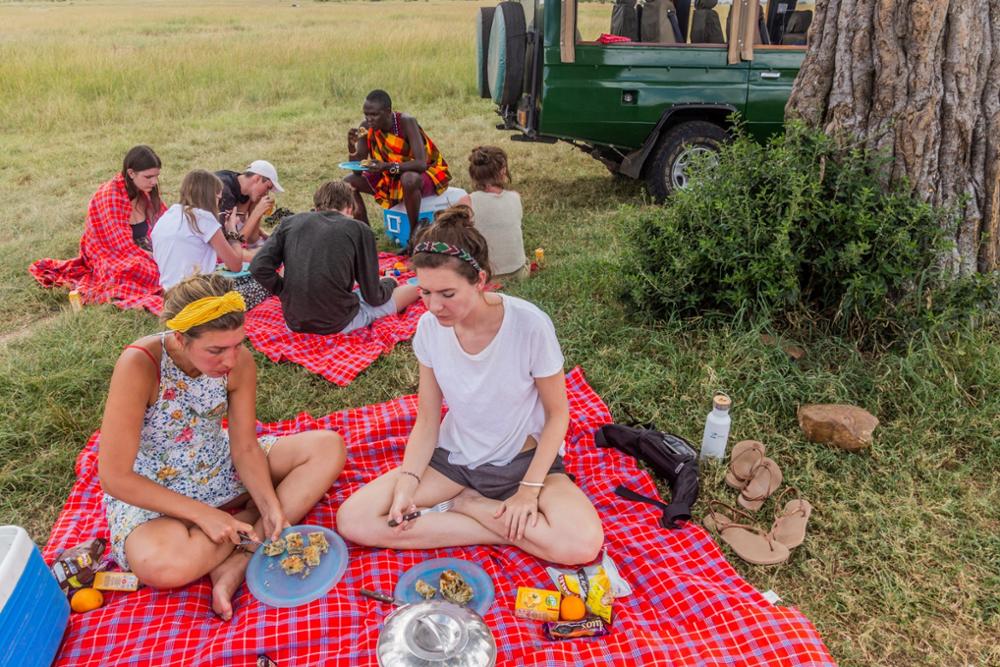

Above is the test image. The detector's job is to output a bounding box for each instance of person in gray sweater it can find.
[250,181,419,335]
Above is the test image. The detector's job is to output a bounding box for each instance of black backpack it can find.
[595,423,700,529]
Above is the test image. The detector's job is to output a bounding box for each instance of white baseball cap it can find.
[246,159,285,193]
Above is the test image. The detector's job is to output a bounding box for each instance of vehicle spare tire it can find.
[476,7,496,99]
[487,2,527,106]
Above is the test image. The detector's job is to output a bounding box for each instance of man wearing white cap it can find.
[214,159,284,249]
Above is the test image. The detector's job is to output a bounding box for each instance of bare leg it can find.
[400,172,423,228]
[391,284,420,313]
[344,174,373,225]
[337,467,508,550]
[451,475,605,565]
[125,430,345,620]
[209,430,346,619]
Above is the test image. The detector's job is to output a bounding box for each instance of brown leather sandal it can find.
[703,501,790,565]
[725,440,766,490]
[737,457,783,511]
[769,487,813,549]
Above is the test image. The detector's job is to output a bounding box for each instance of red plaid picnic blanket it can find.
[29,174,166,313]
[43,368,835,666]
[244,253,425,386]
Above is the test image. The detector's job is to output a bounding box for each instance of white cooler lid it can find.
[0,526,34,611]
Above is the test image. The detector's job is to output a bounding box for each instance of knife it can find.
[359,588,405,606]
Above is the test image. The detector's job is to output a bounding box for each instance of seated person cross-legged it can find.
[249,181,420,335]
[97,274,346,620]
[337,207,604,566]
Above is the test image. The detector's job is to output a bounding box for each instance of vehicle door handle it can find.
[760,71,781,79]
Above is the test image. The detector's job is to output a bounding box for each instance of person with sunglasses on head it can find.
[98,273,346,621]
[336,206,604,566]
[214,159,284,250]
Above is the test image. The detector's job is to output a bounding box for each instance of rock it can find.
[783,344,806,361]
[797,404,878,451]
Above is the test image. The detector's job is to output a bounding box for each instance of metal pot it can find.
[376,599,497,667]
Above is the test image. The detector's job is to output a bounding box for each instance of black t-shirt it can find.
[215,170,249,221]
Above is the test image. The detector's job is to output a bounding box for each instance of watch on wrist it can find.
[390,163,400,176]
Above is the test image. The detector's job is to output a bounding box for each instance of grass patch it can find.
[0,2,997,665]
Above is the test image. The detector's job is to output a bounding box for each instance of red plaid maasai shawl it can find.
[365,111,450,208]
[29,174,166,312]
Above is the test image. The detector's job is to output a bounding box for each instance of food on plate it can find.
[303,545,322,568]
[262,538,286,557]
[439,569,474,605]
[284,532,304,555]
[280,555,305,576]
[415,579,437,599]
[308,532,329,553]
[360,158,376,168]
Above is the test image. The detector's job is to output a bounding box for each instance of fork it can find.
[387,498,455,527]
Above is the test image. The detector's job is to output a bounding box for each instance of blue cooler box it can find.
[382,186,468,248]
[0,526,69,667]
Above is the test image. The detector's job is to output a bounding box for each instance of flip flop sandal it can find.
[769,487,813,549]
[738,457,783,512]
[725,440,766,490]
[703,501,790,565]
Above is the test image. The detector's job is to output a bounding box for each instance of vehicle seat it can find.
[611,0,684,44]
[780,10,812,45]
[690,0,725,44]
[726,2,770,45]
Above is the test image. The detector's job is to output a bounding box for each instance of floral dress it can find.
[104,332,278,568]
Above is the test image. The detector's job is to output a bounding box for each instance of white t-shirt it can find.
[412,293,565,469]
[469,190,526,275]
[151,204,222,289]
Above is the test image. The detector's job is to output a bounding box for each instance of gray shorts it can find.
[340,290,398,334]
[428,447,572,501]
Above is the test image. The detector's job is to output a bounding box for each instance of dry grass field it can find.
[0,2,997,666]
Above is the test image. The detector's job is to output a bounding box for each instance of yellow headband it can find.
[165,291,246,333]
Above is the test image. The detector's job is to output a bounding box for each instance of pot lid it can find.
[377,600,496,667]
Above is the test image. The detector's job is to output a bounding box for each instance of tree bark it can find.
[787,0,1000,274]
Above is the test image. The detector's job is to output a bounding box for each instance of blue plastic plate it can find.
[338,160,373,171]
[217,262,251,279]
[394,558,494,616]
[407,277,419,286]
[246,525,348,608]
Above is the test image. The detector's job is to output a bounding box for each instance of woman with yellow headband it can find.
[97,273,346,621]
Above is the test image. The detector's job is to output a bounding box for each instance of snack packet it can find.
[542,617,609,640]
[546,550,629,625]
[50,538,108,596]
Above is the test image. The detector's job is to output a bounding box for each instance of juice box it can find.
[515,586,561,622]
[93,571,139,592]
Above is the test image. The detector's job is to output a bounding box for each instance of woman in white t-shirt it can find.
[152,170,245,289]
[337,207,603,565]
[152,170,268,308]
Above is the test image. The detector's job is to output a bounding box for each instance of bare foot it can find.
[210,550,251,621]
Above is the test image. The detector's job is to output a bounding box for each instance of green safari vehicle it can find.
[475,0,811,198]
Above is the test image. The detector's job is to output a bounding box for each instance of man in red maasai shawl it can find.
[343,89,451,240]
[29,146,166,311]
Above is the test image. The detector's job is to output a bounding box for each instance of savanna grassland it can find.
[0,2,997,666]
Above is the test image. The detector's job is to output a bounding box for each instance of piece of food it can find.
[415,579,437,599]
[439,569,474,605]
[515,586,561,621]
[542,617,609,640]
[360,158,376,168]
[308,532,329,553]
[303,545,321,568]
[560,595,587,621]
[280,555,305,575]
[262,538,286,557]
[70,587,104,613]
[284,532,304,555]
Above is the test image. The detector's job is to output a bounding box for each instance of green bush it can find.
[619,123,997,344]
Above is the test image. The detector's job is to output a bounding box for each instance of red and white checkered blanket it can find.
[29,174,166,313]
[43,368,835,666]
[244,253,425,386]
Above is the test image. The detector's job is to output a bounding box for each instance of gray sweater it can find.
[250,211,395,334]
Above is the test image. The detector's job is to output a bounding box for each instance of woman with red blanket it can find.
[29,145,167,310]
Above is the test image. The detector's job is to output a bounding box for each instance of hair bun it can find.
[433,204,474,228]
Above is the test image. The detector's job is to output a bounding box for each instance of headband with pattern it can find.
[413,241,483,273]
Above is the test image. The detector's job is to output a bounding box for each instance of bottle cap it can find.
[713,394,731,411]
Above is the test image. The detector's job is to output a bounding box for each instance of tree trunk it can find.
[787,0,1000,274]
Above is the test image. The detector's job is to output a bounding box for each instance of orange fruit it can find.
[70,587,104,613]
[559,595,587,621]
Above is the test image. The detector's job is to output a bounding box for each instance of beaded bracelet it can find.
[400,470,421,484]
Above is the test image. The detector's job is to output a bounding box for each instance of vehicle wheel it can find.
[643,121,727,201]
[487,2,527,106]
[476,7,496,99]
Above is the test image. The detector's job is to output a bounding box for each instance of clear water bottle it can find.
[700,394,732,460]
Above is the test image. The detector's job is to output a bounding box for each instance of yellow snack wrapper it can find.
[584,569,613,624]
